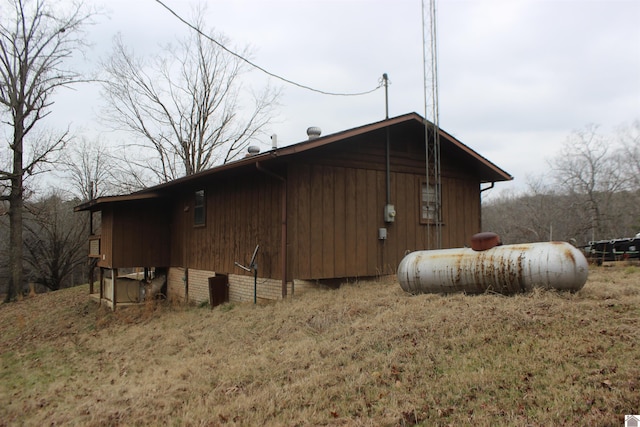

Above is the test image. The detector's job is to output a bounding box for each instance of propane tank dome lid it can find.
[470,232,502,251]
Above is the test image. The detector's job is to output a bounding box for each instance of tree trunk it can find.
[0,0,94,301]
[7,186,23,301]
[5,120,24,302]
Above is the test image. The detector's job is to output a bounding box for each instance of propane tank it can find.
[397,241,588,295]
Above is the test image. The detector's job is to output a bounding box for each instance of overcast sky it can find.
[51,0,640,196]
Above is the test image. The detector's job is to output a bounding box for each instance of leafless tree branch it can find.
[100,6,280,184]
[0,0,96,301]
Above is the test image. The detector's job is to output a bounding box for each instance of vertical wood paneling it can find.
[252,176,260,253]
[243,177,256,273]
[178,171,283,279]
[334,168,346,277]
[310,165,324,278]
[443,176,454,248]
[286,170,298,280]
[227,180,237,268]
[456,178,466,246]
[175,138,485,281]
[355,169,368,276]
[387,173,407,264]
[219,182,227,270]
[366,169,378,274]
[395,173,406,253]
[256,179,264,271]
[268,179,279,275]
[344,168,357,276]
[238,178,247,266]
[376,170,387,273]
[322,166,335,276]
[283,163,482,279]
[395,173,409,253]
[409,174,420,250]
[169,200,183,267]
[110,201,170,268]
[297,166,312,278]
[94,121,494,283]
[98,207,113,268]
[214,184,224,270]
[469,180,481,239]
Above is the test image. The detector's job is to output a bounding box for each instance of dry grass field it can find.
[1,265,639,426]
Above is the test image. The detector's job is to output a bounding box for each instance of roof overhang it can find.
[73,192,164,212]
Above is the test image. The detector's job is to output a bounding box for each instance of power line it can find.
[154,0,383,97]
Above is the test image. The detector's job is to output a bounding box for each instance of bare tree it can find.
[550,124,629,241]
[23,193,88,291]
[0,0,94,301]
[484,123,640,246]
[616,120,640,234]
[101,12,279,183]
[482,178,584,244]
[63,137,115,201]
[618,119,640,191]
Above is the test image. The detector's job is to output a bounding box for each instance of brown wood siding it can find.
[169,201,185,267]
[180,172,283,278]
[287,133,482,280]
[344,168,358,275]
[354,169,368,276]
[333,167,347,277]
[89,117,496,283]
[289,163,388,279]
[440,175,481,247]
[97,206,113,268]
[110,200,171,268]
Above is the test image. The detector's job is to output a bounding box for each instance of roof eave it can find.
[73,192,164,212]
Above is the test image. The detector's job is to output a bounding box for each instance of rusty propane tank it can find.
[397,241,588,295]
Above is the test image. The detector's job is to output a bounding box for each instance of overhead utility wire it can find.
[154,0,383,97]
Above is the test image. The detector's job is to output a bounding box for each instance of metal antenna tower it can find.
[422,0,442,249]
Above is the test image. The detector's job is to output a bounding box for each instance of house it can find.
[75,112,512,309]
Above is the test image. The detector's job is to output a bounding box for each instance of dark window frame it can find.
[194,189,206,227]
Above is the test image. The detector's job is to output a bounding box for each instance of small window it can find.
[420,180,437,224]
[194,189,206,226]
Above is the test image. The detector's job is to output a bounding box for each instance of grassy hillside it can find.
[1,266,639,426]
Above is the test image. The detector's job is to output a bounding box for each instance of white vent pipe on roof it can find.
[307,127,321,140]
[245,146,260,157]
